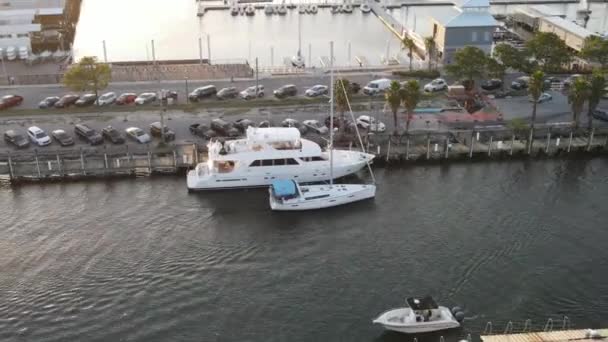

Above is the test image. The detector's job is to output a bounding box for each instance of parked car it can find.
[189,123,217,139]
[38,96,60,109]
[324,116,341,129]
[149,122,176,141]
[116,93,137,105]
[281,118,308,135]
[302,119,328,134]
[51,129,74,146]
[134,92,157,105]
[55,94,80,108]
[210,118,239,137]
[125,127,151,143]
[481,79,502,91]
[529,92,552,103]
[74,123,103,145]
[363,78,391,95]
[511,76,530,90]
[258,120,272,128]
[75,93,97,107]
[0,94,24,110]
[591,109,608,122]
[4,129,29,148]
[96,92,117,106]
[216,87,239,100]
[424,78,448,92]
[563,74,583,88]
[189,85,217,102]
[273,84,297,98]
[234,118,256,131]
[305,85,329,97]
[356,115,386,132]
[161,89,178,100]
[101,126,125,144]
[27,126,51,146]
[239,85,265,99]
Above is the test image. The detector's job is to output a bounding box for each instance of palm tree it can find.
[587,71,606,131]
[333,78,351,130]
[528,70,544,131]
[568,78,590,130]
[401,80,421,132]
[401,36,416,72]
[385,81,402,134]
[424,36,436,71]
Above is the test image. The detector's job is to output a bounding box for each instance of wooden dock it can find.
[482,329,608,342]
[368,2,427,59]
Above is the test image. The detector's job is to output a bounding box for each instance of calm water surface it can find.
[0,158,607,341]
[72,0,608,66]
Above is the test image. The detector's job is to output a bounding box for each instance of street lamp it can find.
[185,77,189,104]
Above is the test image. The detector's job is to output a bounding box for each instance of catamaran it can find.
[186,127,374,191]
[269,41,376,211]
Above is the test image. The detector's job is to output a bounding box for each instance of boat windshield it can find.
[271,141,301,150]
[214,160,235,173]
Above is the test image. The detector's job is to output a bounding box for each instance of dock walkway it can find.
[368,2,427,59]
[482,329,608,342]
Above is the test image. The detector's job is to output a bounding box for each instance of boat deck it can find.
[481,329,608,342]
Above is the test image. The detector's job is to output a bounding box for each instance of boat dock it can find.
[482,329,608,342]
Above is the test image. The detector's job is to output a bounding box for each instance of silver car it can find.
[125,127,151,143]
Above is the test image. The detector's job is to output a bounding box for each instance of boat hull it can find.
[269,184,375,211]
[373,307,461,334]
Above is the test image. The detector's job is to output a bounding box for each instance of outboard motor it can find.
[219,139,227,155]
[451,306,465,322]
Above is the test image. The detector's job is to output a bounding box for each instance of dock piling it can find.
[386,138,391,162]
[34,149,41,178]
[173,150,178,169]
[426,134,430,160]
[80,148,86,176]
[405,136,410,160]
[469,131,475,158]
[488,136,493,156]
[510,134,514,155]
[7,153,13,180]
[545,131,551,153]
[587,128,595,151]
[444,139,449,159]
[567,132,573,152]
[56,153,62,176]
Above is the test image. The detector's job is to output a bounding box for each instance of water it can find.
[72,0,608,67]
[1,158,608,341]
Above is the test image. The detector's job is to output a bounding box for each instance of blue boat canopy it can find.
[271,180,297,197]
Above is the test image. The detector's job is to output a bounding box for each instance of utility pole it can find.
[207,34,211,65]
[198,37,203,64]
[185,77,189,104]
[152,39,165,144]
[329,41,334,185]
[308,43,312,68]
[270,46,274,66]
[102,40,108,63]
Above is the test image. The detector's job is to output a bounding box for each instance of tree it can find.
[401,36,416,71]
[401,80,421,133]
[486,58,506,90]
[385,81,403,134]
[525,32,572,73]
[63,56,111,99]
[333,78,352,129]
[445,46,487,88]
[580,36,608,70]
[493,43,524,71]
[568,78,590,130]
[528,70,544,130]
[587,71,606,130]
[424,36,436,71]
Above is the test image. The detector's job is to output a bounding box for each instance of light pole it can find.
[185,77,189,104]
[255,57,259,97]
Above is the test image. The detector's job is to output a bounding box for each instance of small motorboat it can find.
[331,4,340,13]
[373,296,464,334]
[265,4,274,15]
[245,4,255,16]
[298,5,307,14]
[309,4,318,13]
[291,53,305,68]
[269,180,376,211]
[6,46,16,61]
[342,3,353,13]
[276,5,287,15]
[230,5,239,15]
[360,2,371,13]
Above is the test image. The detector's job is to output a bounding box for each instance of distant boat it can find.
[342,3,353,13]
[360,2,371,13]
[331,4,341,14]
[298,5,307,14]
[245,4,255,16]
[277,5,287,15]
[291,13,305,68]
[230,5,239,15]
[309,4,318,14]
[265,4,274,15]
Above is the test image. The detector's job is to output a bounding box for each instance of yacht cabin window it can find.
[249,158,300,167]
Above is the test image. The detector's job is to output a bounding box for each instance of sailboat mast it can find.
[298,13,302,56]
[329,41,334,185]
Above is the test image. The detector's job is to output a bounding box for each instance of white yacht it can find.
[187,127,374,191]
[269,180,375,210]
[373,296,463,334]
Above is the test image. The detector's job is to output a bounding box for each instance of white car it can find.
[134,92,157,105]
[305,85,329,97]
[363,78,391,96]
[302,120,329,134]
[239,85,265,99]
[125,127,151,143]
[96,92,117,106]
[424,78,448,92]
[27,126,51,146]
[529,92,552,103]
[356,115,386,132]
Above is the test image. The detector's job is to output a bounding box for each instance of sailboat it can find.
[291,12,306,68]
[269,42,376,211]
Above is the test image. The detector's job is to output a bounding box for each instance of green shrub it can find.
[392,69,441,79]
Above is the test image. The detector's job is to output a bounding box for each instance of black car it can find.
[511,77,530,90]
[74,124,103,145]
[188,85,217,102]
[216,87,239,100]
[273,84,297,99]
[75,94,97,107]
[210,119,240,137]
[350,82,361,94]
[51,129,74,146]
[258,120,271,128]
[101,126,125,144]
[481,79,502,91]
[189,123,217,139]
[150,122,176,141]
[39,96,60,109]
[4,129,29,148]
[592,109,608,122]
[55,94,80,108]
[234,118,255,132]
[160,90,178,105]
